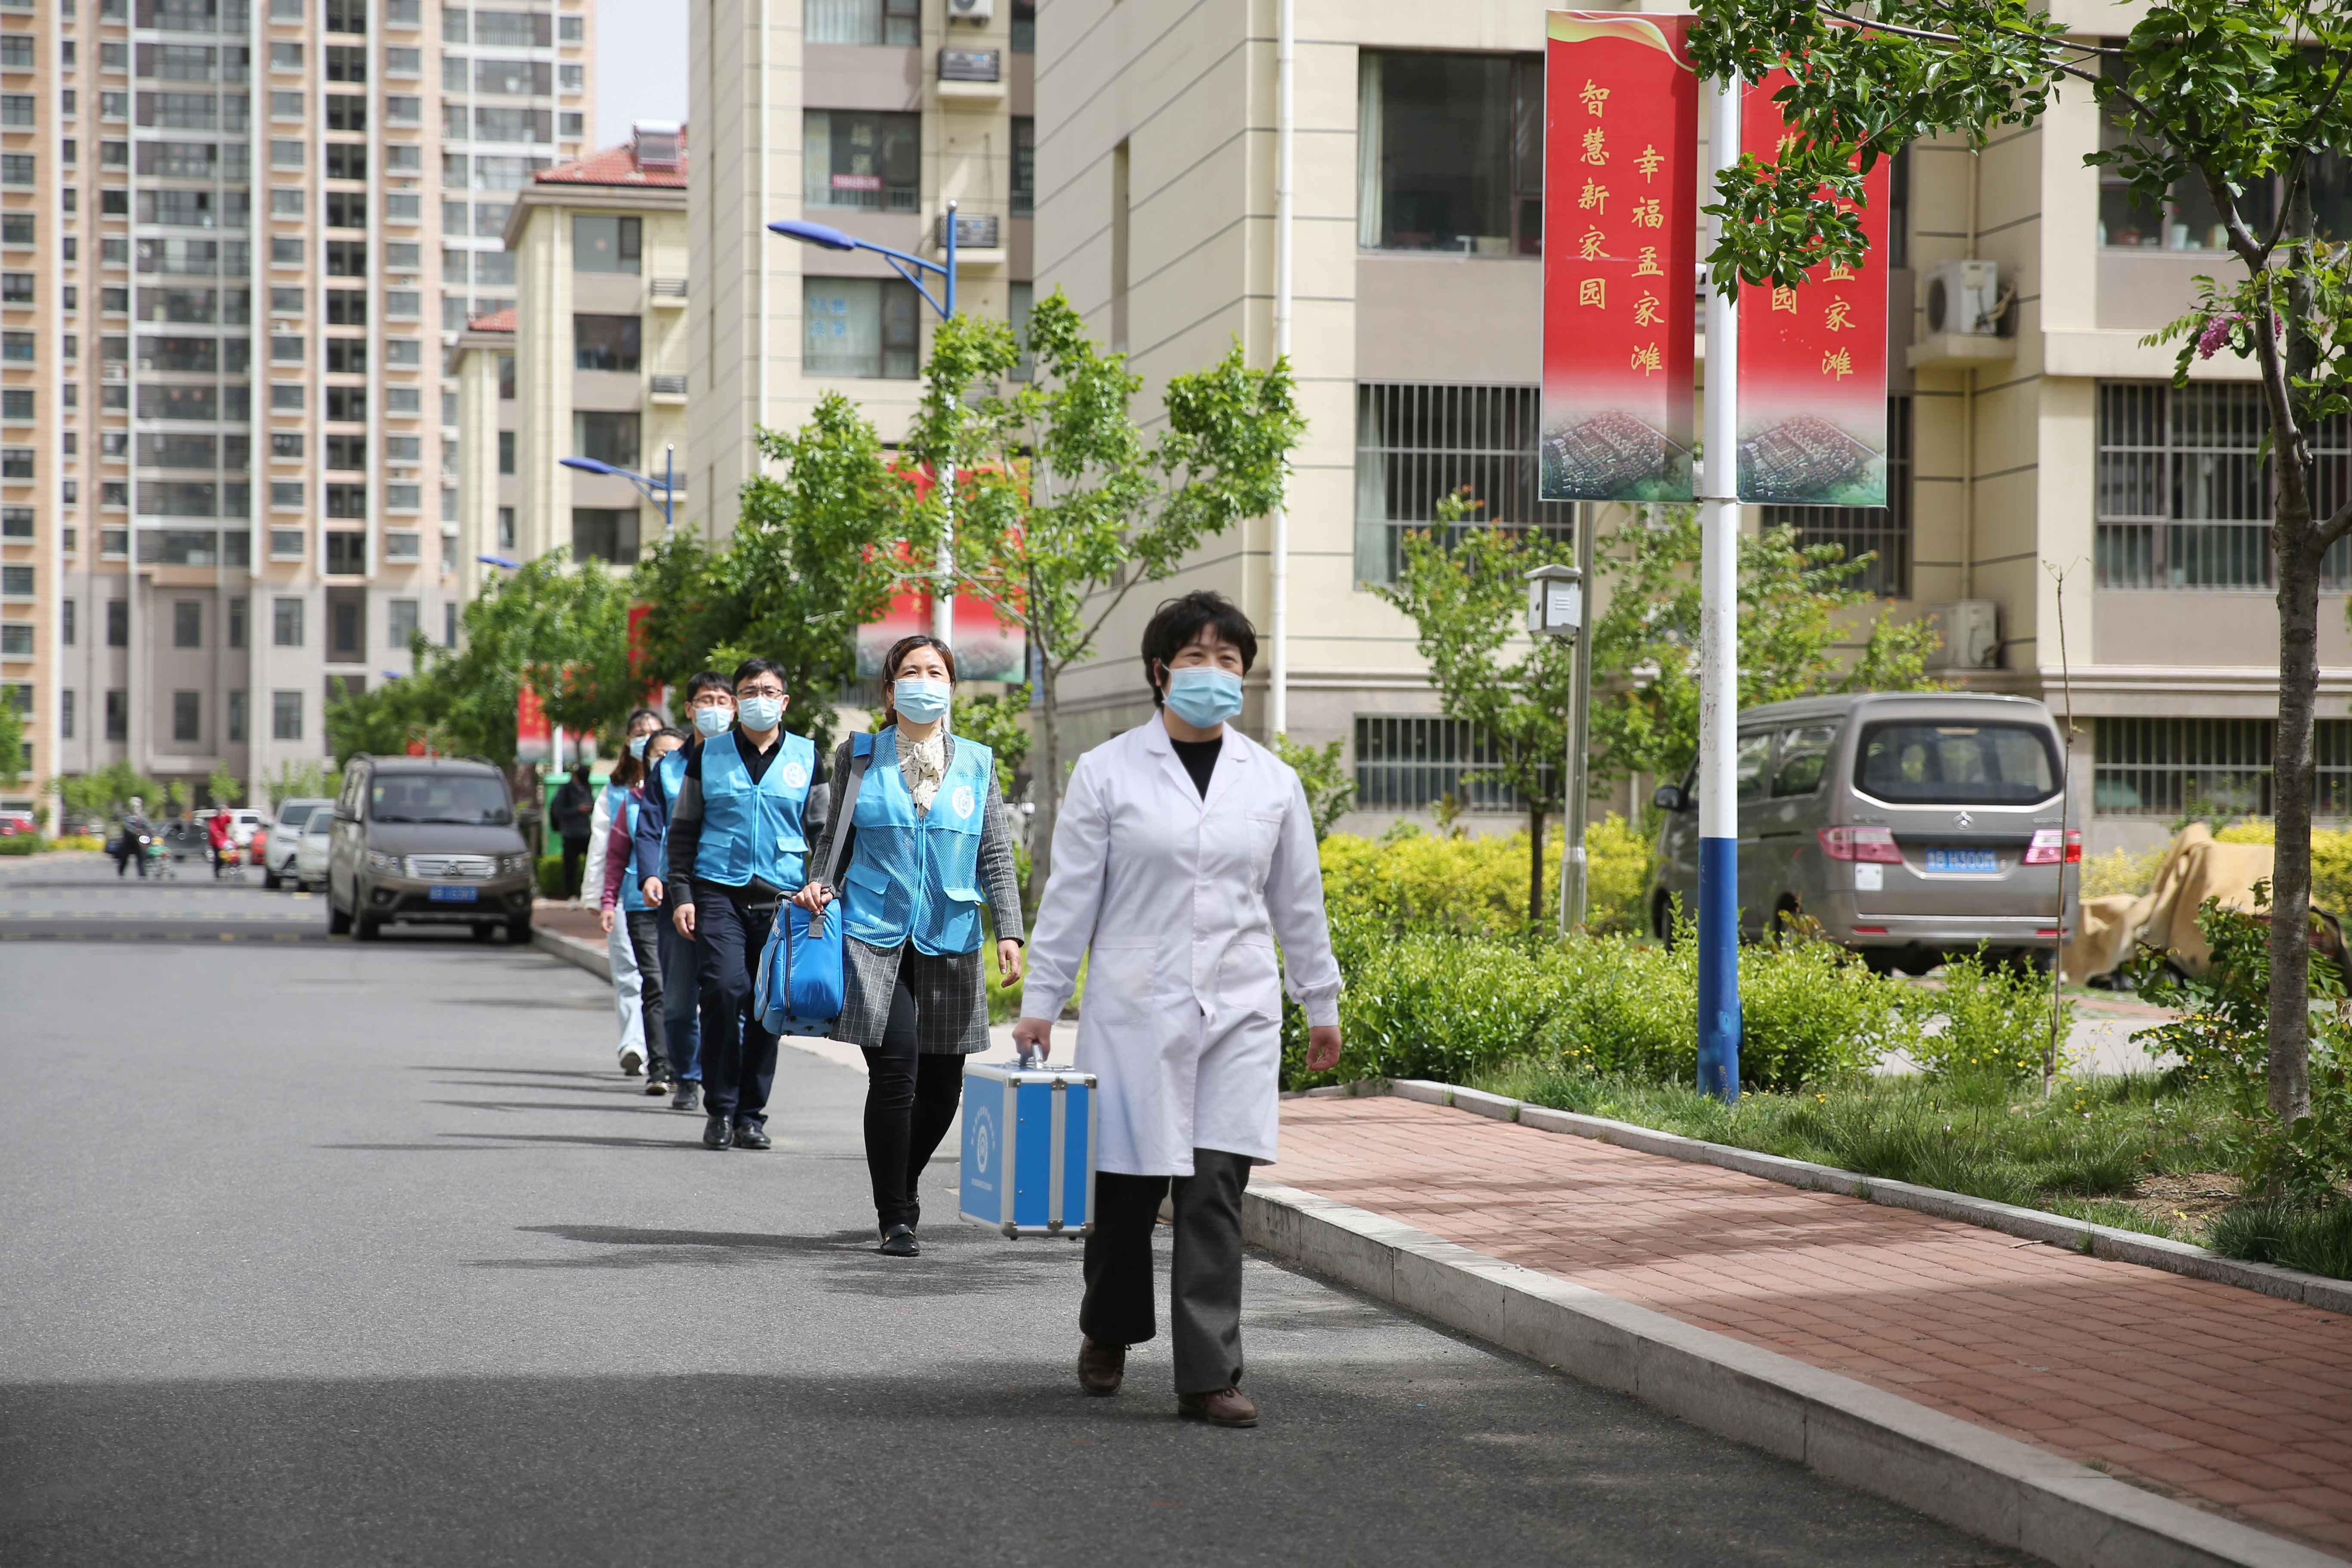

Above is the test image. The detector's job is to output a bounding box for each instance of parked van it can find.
[1648,692,2078,972]
[324,755,536,943]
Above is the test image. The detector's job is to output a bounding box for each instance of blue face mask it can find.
[893,677,952,725]
[626,735,649,759]
[692,704,733,738]
[1164,665,1244,729]
[737,695,785,733]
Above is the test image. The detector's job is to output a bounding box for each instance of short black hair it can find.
[731,657,787,692]
[1140,590,1257,707]
[683,670,732,703]
[654,726,691,746]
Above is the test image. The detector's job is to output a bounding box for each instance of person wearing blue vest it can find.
[664,658,827,1151]
[634,670,735,1113]
[795,635,1026,1257]
[598,717,677,1094]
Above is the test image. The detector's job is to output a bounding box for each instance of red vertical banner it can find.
[515,684,551,766]
[1735,68,1890,505]
[1540,11,1701,504]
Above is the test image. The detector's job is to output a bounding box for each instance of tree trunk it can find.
[1028,653,1064,922]
[2263,170,2321,1125]
[2269,529,2320,1124]
[1528,803,1548,926]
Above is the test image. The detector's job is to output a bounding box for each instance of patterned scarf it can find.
[899,728,948,816]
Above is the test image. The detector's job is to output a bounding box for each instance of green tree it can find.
[1687,0,2351,1124]
[1376,495,1578,922]
[205,766,242,808]
[952,682,1034,801]
[1587,508,1939,789]
[60,761,164,824]
[0,698,22,787]
[909,289,1303,901]
[633,393,907,756]
[265,760,340,812]
[1270,733,1357,842]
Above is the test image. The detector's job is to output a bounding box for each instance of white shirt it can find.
[1023,718,1341,1174]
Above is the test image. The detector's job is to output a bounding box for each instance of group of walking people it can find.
[585,591,1345,1428]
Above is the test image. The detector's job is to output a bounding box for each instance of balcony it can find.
[937,47,1004,106]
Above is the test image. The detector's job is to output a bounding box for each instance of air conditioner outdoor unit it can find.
[1924,259,2006,337]
[1923,600,2001,671]
[945,0,994,19]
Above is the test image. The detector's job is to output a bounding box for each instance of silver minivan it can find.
[1648,692,2078,971]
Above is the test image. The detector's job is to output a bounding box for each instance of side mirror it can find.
[1652,784,1687,814]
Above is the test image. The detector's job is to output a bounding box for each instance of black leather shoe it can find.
[670,1081,699,1112]
[1078,1337,1125,1396]
[702,1116,733,1150]
[733,1121,771,1151]
[878,1224,919,1257]
[644,1077,670,1098]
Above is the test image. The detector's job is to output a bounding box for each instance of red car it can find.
[0,810,36,837]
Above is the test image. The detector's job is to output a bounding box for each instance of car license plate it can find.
[1924,848,1998,875]
[428,884,479,903]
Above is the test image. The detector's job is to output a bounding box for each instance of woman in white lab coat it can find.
[1013,590,1343,1430]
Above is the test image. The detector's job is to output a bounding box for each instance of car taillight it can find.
[1818,826,1903,863]
[2024,828,2081,865]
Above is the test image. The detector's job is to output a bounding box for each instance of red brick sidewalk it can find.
[1274,1095,2352,1558]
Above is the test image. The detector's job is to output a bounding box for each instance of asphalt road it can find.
[0,854,2031,1567]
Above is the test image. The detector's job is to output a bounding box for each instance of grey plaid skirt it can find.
[831,935,991,1055]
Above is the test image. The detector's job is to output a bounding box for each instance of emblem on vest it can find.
[951,784,976,820]
[782,762,809,790]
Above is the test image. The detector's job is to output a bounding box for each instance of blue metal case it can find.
[960,1056,1096,1238]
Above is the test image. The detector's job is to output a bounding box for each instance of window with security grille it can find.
[1353,714,1551,815]
[1762,396,1915,599]
[1354,383,1579,585]
[2094,716,2352,818]
[2096,381,2352,590]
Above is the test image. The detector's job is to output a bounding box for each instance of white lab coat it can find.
[1022,719,1342,1175]
[584,784,644,1062]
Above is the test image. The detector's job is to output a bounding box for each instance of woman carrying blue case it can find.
[795,635,1027,1257]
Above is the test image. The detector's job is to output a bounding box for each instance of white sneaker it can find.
[619,1047,645,1076]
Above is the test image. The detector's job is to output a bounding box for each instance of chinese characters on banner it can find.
[1539,10,1700,504]
[1734,68,1890,505]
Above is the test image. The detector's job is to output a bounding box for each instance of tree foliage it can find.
[58,761,162,824]
[907,289,1304,902]
[1687,0,2352,1124]
[0,698,22,787]
[1589,508,1939,788]
[1271,732,1358,842]
[1376,495,1580,923]
[631,392,907,756]
[951,682,1034,802]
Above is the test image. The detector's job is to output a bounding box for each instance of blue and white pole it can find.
[1696,71,1742,1102]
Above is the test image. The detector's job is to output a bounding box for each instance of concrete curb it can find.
[1370,1079,2352,1318]
[530,924,610,982]
[1242,1180,2344,1568]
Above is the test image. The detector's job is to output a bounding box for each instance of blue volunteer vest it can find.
[616,788,649,913]
[840,727,994,956]
[693,729,816,891]
[654,744,689,812]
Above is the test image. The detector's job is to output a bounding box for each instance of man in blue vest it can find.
[634,669,733,1112]
[663,658,827,1151]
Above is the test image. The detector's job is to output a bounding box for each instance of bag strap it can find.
[819,734,873,893]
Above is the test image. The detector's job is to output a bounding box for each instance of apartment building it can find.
[1034,0,2347,849]
[449,121,687,601]
[687,0,1036,538]
[6,0,590,818]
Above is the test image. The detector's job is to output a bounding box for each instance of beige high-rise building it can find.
[687,0,1035,540]
[1034,0,2349,850]
[4,0,591,821]
[449,120,688,603]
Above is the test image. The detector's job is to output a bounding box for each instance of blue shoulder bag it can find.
[754,734,871,1037]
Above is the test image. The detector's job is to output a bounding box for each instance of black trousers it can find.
[859,975,966,1232]
[622,908,669,1081]
[1080,1148,1252,1395]
[559,835,591,899]
[693,886,777,1127]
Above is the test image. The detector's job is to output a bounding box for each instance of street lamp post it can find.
[1524,562,1589,936]
[768,203,961,647]
[559,445,679,540]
